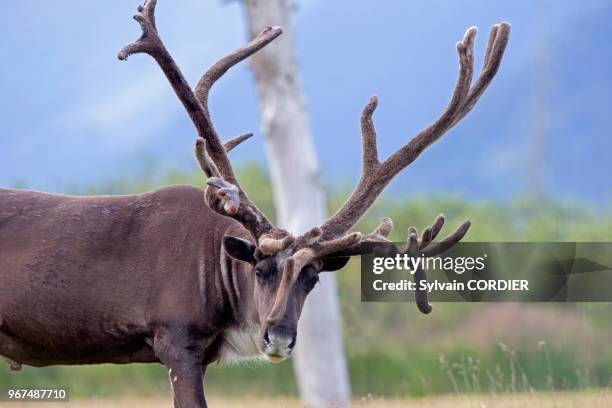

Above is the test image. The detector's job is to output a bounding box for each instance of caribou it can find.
[0,1,511,407]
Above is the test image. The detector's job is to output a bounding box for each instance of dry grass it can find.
[2,390,610,408]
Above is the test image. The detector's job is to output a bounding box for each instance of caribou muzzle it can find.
[261,322,297,362]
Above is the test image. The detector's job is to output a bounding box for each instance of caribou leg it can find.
[154,329,207,408]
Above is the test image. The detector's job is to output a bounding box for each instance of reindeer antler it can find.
[119,0,287,243]
[328,215,470,314]
[319,23,511,240]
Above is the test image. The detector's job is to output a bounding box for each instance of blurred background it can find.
[1,0,611,406]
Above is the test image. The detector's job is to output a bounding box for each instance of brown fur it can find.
[0,186,237,365]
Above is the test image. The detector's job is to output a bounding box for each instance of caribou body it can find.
[0,185,270,367]
[0,1,510,406]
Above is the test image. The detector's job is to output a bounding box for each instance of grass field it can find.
[2,391,610,408]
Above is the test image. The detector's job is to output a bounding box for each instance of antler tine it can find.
[195,138,220,178]
[482,24,499,70]
[422,219,471,257]
[259,232,296,256]
[450,22,511,127]
[405,231,432,314]
[420,227,434,248]
[429,214,446,241]
[195,27,282,113]
[267,255,305,324]
[195,133,253,178]
[320,24,509,240]
[418,214,445,248]
[371,217,393,238]
[223,132,254,152]
[313,218,393,258]
[361,96,380,175]
[314,233,363,258]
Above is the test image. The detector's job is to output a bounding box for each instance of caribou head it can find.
[118,0,511,362]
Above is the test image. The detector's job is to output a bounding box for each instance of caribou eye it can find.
[255,265,273,282]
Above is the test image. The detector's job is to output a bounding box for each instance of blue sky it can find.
[0,1,610,202]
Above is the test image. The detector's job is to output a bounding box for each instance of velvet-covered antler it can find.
[319,23,511,241]
[119,0,288,243]
[319,215,470,315]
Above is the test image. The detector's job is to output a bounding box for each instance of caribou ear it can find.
[320,256,351,272]
[223,236,256,263]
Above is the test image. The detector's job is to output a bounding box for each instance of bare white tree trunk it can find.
[243,1,351,406]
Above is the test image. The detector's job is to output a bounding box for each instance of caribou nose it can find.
[262,326,297,362]
[265,328,296,349]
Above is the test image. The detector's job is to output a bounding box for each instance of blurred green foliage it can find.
[1,164,611,397]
